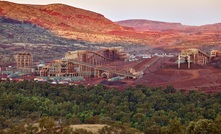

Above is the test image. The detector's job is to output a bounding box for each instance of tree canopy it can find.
[0,80,221,133]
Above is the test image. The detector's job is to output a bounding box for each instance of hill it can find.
[0,1,123,33]
[0,1,136,44]
[199,23,221,32]
[116,19,190,32]
[116,19,221,51]
[116,19,221,33]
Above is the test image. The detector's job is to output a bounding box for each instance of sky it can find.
[7,0,221,26]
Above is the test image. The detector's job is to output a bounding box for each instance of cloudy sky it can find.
[8,0,221,26]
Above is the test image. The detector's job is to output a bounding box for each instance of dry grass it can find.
[70,124,107,133]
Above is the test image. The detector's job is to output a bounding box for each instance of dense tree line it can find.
[0,79,221,133]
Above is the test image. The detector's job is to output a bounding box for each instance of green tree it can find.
[98,126,120,134]
[7,123,26,134]
[213,115,221,133]
[167,118,184,134]
[39,117,56,134]
[164,85,176,94]
[84,115,100,124]
[186,119,214,134]
[25,123,39,134]
[161,126,169,134]
[144,125,161,134]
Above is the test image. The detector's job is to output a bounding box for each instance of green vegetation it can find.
[0,80,221,133]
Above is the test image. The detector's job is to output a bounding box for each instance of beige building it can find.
[15,52,33,73]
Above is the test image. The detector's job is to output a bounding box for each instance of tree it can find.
[161,126,169,134]
[6,123,26,134]
[98,126,120,134]
[164,85,176,94]
[168,118,184,134]
[25,123,39,134]
[38,117,56,134]
[144,125,161,134]
[84,115,100,124]
[132,113,145,123]
[213,115,221,133]
[186,121,196,134]
[98,124,141,134]
[186,119,214,134]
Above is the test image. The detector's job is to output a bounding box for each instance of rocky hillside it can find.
[0,1,136,44]
[0,1,124,32]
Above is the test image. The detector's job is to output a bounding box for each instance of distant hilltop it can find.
[116,19,221,32]
[116,19,186,32]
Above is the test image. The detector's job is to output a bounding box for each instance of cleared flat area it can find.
[135,57,221,92]
[70,124,107,133]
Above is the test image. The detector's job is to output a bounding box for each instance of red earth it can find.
[134,57,221,93]
[97,56,221,93]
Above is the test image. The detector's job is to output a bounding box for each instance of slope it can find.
[0,16,79,45]
[0,1,131,43]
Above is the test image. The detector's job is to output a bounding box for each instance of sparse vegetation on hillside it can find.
[0,17,79,45]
